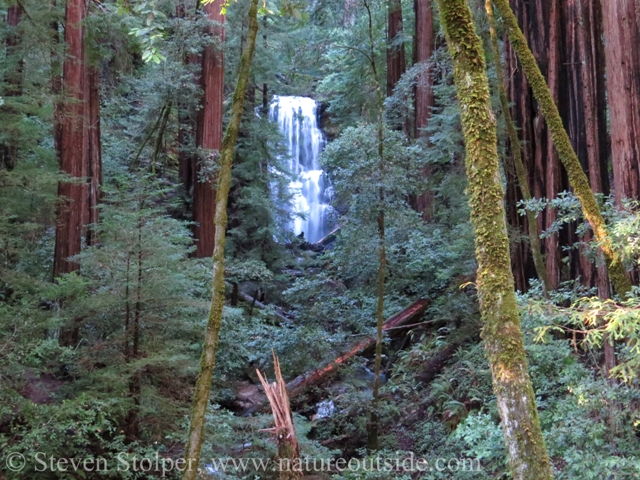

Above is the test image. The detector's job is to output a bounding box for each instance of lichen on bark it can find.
[435,0,552,478]
[492,0,631,298]
[182,0,260,478]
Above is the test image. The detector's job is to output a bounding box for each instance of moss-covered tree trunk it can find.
[435,1,552,478]
[485,0,550,294]
[182,0,259,478]
[500,0,562,290]
[492,0,631,297]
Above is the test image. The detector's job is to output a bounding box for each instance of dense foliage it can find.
[1,0,640,478]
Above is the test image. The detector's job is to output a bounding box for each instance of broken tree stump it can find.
[257,353,302,480]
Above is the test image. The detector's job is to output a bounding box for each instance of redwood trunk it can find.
[182,0,259,475]
[504,0,563,290]
[192,2,225,258]
[575,0,610,297]
[596,0,640,376]
[53,0,87,277]
[544,0,562,289]
[411,0,435,219]
[601,0,640,204]
[504,0,609,292]
[413,0,434,136]
[386,0,406,97]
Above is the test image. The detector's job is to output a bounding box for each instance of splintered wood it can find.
[257,353,301,480]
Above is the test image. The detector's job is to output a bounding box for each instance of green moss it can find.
[182,1,261,479]
[485,0,550,294]
[492,0,631,297]
[435,0,553,478]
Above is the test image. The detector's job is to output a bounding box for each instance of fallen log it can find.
[241,299,431,415]
[416,326,478,385]
[225,279,292,323]
[286,299,430,397]
[238,291,290,324]
[313,226,341,246]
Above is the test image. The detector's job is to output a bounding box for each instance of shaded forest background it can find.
[2,0,640,478]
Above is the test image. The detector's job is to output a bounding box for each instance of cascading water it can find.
[269,96,332,243]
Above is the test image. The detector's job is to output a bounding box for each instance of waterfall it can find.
[269,96,331,243]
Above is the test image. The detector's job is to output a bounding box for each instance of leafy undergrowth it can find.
[286,285,640,480]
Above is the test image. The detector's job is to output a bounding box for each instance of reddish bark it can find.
[503,0,610,292]
[413,0,434,137]
[544,0,562,289]
[53,0,87,277]
[574,0,610,297]
[599,0,640,366]
[601,0,640,204]
[386,0,406,97]
[192,1,225,258]
[411,0,435,219]
[503,0,562,290]
[505,169,528,292]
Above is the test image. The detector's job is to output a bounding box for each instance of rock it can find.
[315,400,335,419]
[230,381,264,410]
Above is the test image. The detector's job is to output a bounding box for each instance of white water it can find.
[269,96,331,243]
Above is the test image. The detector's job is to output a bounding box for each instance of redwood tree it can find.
[494,0,631,296]
[386,0,406,97]
[183,0,259,475]
[413,0,433,138]
[600,0,640,371]
[410,0,434,219]
[192,0,226,258]
[53,0,87,277]
[572,0,610,297]
[601,0,640,205]
[503,0,610,294]
[485,0,550,294]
